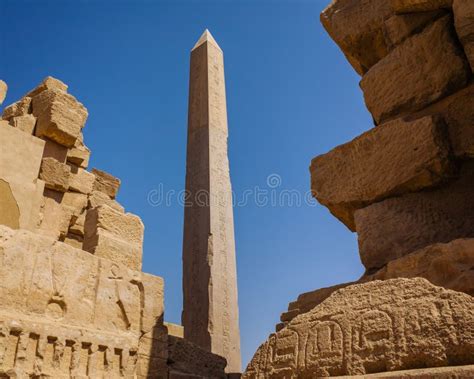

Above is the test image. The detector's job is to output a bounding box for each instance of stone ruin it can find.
[0,77,229,378]
[244,0,474,377]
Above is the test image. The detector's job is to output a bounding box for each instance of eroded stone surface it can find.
[10,114,36,134]
[244,278,474,378]
[391,0,453,13]
[91,168,121,199]
[39,157,71,192]
[0,80,7,104]
[453,0,474,71]
[310,116,451,230]
[361,15,470,124]
[355,162,474,270]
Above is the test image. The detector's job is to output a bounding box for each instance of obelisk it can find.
[182,30,241,373]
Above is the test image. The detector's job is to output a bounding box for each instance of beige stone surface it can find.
[165,323,185,338]
[39,196,73,239]
[67,139,91,168]
[69,211,85,236]
[244,278,474,378]
[391,0,453,13]
[92,168,121,199]
[69,165,95,194]
[310,116,451,230]
[338,365,474,378]
[355,163,474,270]
[0,225,165,378]
[62,191,88,219]
[26,76,68,98]
[2,97,31,120]
[361,15,470,124]
[32,89,88,147]
[88,189,125,212]
[454,0,474,71]
[407,84,474,158]
[0,179,20,230]
[9,114,36,134]
[364,239,474,296]
[83,229,142,271]
[39,157,71,192]
[0,80,7,104]
[63,232,83,249]
[183,30,241,373]
[42,138,68,162]
[320,0,392,75]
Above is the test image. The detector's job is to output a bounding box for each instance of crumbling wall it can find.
[245,1,474,377]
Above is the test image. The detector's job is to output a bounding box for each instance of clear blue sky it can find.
[1,0,372,367]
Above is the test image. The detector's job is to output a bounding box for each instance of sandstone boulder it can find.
[0,80,7,104]
[68,165,95,194]
[42,138,68,163]
[361,15,470,124]
[26,76,68,98]
[356,163,474,270]
[391,0,453,13]
[9,114,36,134]
[39,157,71,192]
[2,96,31,120]
[67,138,90,168]
[244,278,474,378]
[320,0,392,75]
[88,189,125,213]
[310,116,451,230]
[91,168,121,199]
[453,0,474,71]
[364,239,474,296]
[32,89,88,147]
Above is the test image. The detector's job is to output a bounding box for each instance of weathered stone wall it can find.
[246,1,474,377]
[0,77,229,378]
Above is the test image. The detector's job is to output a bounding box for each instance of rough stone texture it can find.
[339,365,474,378]
[183,30,241,373]
[244,278,474,378]
[0,225,165,378]
[10,114,36,134]
[391,0,453,13]
[67,139,90,168]
[310,116,452,230]
[364,239,474,296]
[0,123,45,231]
[355,163,474,270]
[167,336,227,379]
[320,0,392,75]
[91,168,121,199]
[0,80,7,104]
[68,165,95,194]
[32,89,88,147]
[88,189,125,213]
[39,157,71,192]
[43,138,68,163]
[2,97,31,120]
[453,0,474,71]
[165,323,185,338]
[407,84,474,158]
[39,196,73,239]
[361,15,470,124]
[25,76,68,98]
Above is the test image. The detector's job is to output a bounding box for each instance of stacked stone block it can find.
[245,1,474,377]
[0,77,228,378]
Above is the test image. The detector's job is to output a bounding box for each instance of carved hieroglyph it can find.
[0,225,165,378]
[182,30,241,372]
[243,278,474,378]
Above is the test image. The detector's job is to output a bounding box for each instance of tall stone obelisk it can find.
[182,30,241,373]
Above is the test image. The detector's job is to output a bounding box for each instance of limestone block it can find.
[88,190,125,212]
[85,205,144,245]
[39,196,73,239]
[383,11,443,49]
[67,137,90,168]
[2,97,31,120]
[365,239,474,296]
[26,76,68,98]
[453,0,474,71]
[68,165,95,194]
[244,278,474,378]
[320,0,393,75]
[0,122,45,183]
[10,114,36,134]
[63,233,83,249]
[391,0,453,13]
[32,89,88,147]
[0,80,7,104]
[39,157,71,192]
[92,168,121,199]
[167,336,227,379]
[42,138,68,163]
[62,191,88,219]
[355,163,474,270]
[83,229,142,270]
[69,211,85,236]
[407,84,474,158]
[0,225,166,378]
[310,116,451,230]
[165,323,185,338]
[0,179,20,230]
[361,15,470,124]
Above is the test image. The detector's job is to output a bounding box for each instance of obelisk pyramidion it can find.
[182,30,242,373]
